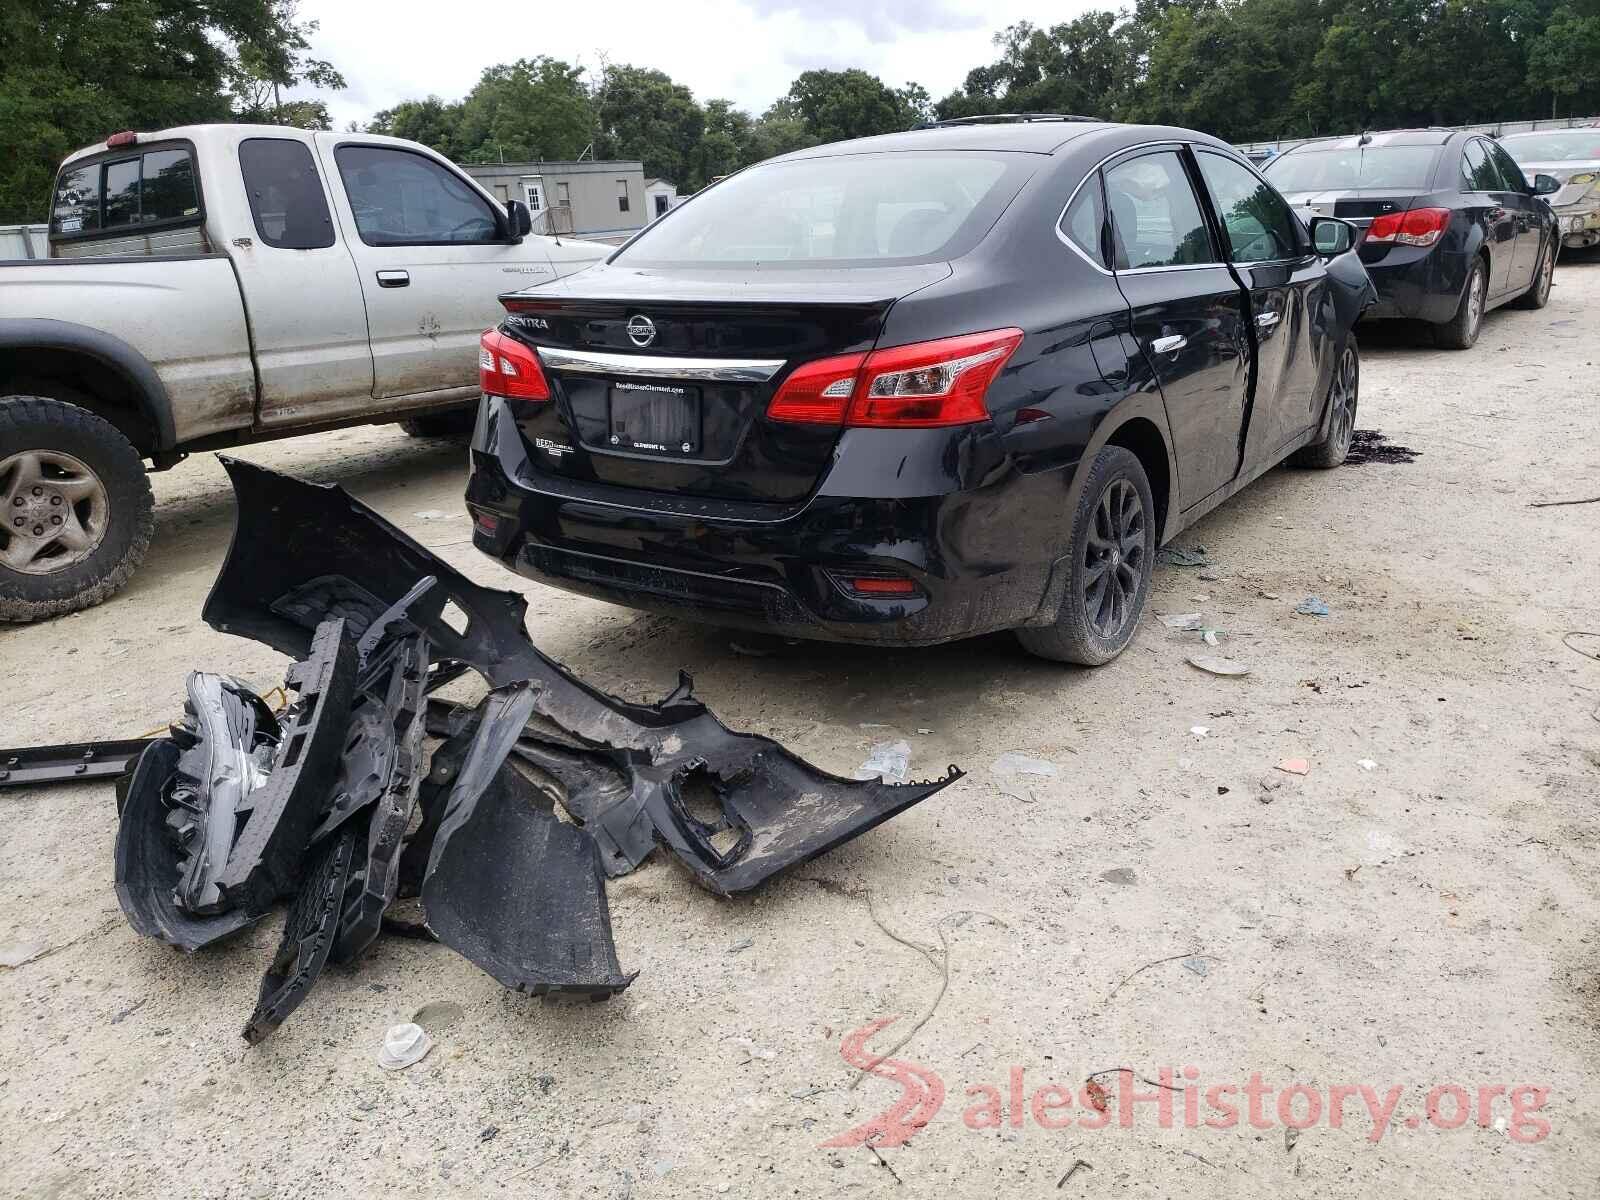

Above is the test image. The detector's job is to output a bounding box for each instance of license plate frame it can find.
[607,382,701,456]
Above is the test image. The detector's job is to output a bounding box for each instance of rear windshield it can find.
[613,152,1031,268]
[1499,131,1600,162]
[1264,146,1439,192]
[50,146,200,238]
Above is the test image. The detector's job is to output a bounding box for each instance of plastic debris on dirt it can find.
[20,460,963,1048]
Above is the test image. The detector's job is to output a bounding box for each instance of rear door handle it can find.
[1151,334,1187,355]
[1255,311,1281,329]
[376,269,410,288]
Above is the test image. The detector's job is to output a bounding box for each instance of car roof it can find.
[1280,129,1460,155]
[770,119,1234,163]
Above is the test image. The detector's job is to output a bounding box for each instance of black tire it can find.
[1016,445,1155,666]
[1433,256,1487,350]
[1513,236,1555,309]
[1291,339,1360,469]
[0,396,154,623]
[398,408,474,438]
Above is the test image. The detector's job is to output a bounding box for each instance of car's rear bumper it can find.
[464,397,1067,646]
[1358,246,1468,324]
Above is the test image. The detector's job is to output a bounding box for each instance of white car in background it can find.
[1498,127,1600,251]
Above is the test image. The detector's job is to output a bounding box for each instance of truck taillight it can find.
[479,328,550,401]
[1365,207,1451,248]
[766,328,1024,428]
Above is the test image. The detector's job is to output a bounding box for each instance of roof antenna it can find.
[1357,129,1373,146]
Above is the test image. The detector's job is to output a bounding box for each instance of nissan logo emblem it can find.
[626,314,656,348]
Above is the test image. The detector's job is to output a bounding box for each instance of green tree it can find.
[785,69,921,143]
[594,64,706,187]
[0,0,340,223]
[229,0,345,126]
[937,15,1149,122]
[454,58,593,163]
[367,97,466,158]
[1526,3,1600,116]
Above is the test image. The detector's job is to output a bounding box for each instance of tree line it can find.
[3,0,1599,223]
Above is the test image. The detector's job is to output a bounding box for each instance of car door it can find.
[1193,148,1327,468]
[317,136,560,404]
[1103,147,1250,511]
[231,135,376,429]
[1486,140,1544,286]
[1461,138,1519,295]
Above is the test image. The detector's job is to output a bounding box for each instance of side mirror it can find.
[505,199,532,240]
[1532,173,1561,197]
[1309,215,1356,257]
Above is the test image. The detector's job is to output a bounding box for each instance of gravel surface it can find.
[2,254,1597,1198]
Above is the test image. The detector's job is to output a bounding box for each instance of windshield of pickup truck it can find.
[51,147,200,238]
[612,152,1028,267]
[1264,146,1439,192]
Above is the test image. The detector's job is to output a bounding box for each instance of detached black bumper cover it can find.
[98,457,959,1044]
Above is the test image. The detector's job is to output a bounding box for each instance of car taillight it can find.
[479,328,550,401]
[767,328,1023,428]
[1365,207,1451,248]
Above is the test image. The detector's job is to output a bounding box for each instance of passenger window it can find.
[1462,140,1503,192]
[239,139,336,250]
[1103,152,1215,270]
[1196,152,1303,263]
[334,145,501,246]
[1487,143,1527,192]
[51,162,102,236]
[50,146,201,238]
[1059,176,1109,268]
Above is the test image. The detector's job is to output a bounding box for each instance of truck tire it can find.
[1016,446,1155,666]
[398,408,474,439]
[0,396,154,623]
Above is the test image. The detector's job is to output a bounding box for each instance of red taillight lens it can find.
[479,328,550,402]
[765,352,866,424]
[848,577,917,595]
[105,131,138,147]
[1365,207,1450,248]
[768,328,1023,428]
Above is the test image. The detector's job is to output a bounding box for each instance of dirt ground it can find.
[3,255,1598,1200]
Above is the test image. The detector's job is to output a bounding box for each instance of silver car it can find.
[1498,128,1600,250]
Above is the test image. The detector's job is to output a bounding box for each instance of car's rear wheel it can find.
[1434,257,1487,349]
[1291,340,1360,469]
[1017,445,1154,666]
[0,395,154,622]
[1513,237,1555,309]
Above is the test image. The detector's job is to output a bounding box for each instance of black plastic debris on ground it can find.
[96,457,960,1044]
[1345,430,1422,466]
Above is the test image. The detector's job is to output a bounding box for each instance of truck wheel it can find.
[0,396,154,623]
[1433,257,1487,349]
[399,408,474,439]
[1290,340,1359,469]
[1016,446,1155,666]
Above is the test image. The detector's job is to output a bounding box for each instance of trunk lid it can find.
[497,262,949,505]
[1280,188,1421,238]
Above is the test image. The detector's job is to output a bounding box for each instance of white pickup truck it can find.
[0,124,609,621]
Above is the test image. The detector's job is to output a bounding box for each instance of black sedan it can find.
[465,117,1374,665]
[1264,128,1561,348]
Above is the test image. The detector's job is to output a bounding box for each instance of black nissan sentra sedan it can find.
[465,117,1375,665]
[1265,129,1561,348]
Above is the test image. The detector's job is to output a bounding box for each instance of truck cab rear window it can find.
[239,139,336,249]
[50,147,199,238]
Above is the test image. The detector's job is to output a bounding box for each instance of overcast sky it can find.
[295,0,1099,129]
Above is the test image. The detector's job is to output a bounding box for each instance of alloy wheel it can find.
[1081,477,1146,640]
[0,449,110,575]
[1537,246,1554,304]
[1329,346,1359,456]
[1466,266,1486,338]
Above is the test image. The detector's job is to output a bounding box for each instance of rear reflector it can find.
[479,327,550,402]
[848,577,917,595]
[1365,207,1451,248]
[767,328,1024,428]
